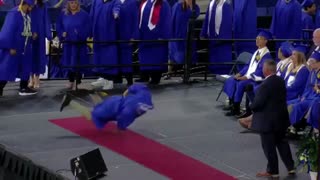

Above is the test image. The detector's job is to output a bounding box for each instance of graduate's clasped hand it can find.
[314,84,320,93]
[10,49,16,56]
[62,32,67,38]
[234,73,247,81]
[32,33,38,40]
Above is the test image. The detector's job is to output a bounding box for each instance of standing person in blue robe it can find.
[135,0,171,84]
[222,30,273,116]
[301,0,316,40]
[233,0,257,55]
[168,0,200,76]
[288,51,320,132]
[115,0,139,86]
[89,0,121,90]
[0,0,38,96]
[56,0,90,89]
[200,0,232,74]
[29,0,52,89]
[276,42,293,78]
[270,0,302,49]
[284,45,310,101]
[60,84,153,131]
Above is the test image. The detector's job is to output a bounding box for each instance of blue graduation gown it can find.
[285,65,309,101]
[289,70,320,125]
[0,7,33,81]
[91,84,153,130]
[56,10,90,73]
[315,9,320,28]
[223,50,272,103]
[90,0,120,75]
[233,0,257,54]
[301,11,315,40]
[270,0,302,40]
[169,2,200,64]
[31,3,52,75]
[200,0,233,74]
[302,11,315,30]
[137,0,171,71]
[117,0,139,73]
[307,98,320,129]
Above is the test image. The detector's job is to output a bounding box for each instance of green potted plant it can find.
[296,133,319,180]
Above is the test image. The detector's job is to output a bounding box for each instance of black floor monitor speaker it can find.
[70,148,108,180]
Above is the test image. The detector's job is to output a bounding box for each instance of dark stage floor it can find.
[0,78,309,180]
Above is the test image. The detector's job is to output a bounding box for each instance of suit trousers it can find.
[260,131,294,174]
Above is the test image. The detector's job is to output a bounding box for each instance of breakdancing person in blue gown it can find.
[60,84,153,130]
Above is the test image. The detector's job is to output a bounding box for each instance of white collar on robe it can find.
[256,46,268,58]
[244,47,269,79]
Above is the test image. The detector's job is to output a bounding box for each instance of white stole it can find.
[139,0,157,30]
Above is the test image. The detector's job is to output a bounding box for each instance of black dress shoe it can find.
[60,93,72,112]
[135,78,149,83]
[222,106,232,111]
[235,111,252,119]
[225,110,241,116]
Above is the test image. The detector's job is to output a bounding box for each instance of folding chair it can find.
[215,51,253,102]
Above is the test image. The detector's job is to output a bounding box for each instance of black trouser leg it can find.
[275,132,295,171]
[125,73,133,85]
[0,81,7,96]
[112,73,123,84]
[260,133,279,174]
[68,71,75,82]
[20,80,28,90]
[68,71,82,84]
[150,71,161,84]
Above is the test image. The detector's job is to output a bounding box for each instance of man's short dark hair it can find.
[264,59,277,73]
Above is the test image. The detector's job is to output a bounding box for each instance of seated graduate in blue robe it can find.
[56,0,90,89]
[301,0,316,39]
[233,0,257,55]
[284,44,310,101]
[200,0,232,74]
[167,0,199,76]
[276,42,293,79]
[288,50,320,132]
[135,0,171,84]
[222,30,272,116]
[306,97,320,130]
[60,84,153,130]
[0,0,38,97]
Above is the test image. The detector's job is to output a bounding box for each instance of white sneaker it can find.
[91,78,106,87]
[103,81,113,90]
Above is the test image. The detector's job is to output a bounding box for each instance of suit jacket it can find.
[250,74,290,133]
[306,45,319,60]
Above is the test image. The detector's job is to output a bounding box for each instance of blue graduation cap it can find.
[22,0,34,5]
[292,44,308,54]
[301,0,314,8]
[257,29,273,40]
[279,41,293,58]
[310,51,320,62]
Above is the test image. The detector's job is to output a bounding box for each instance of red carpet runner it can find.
[50,117,235,180]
